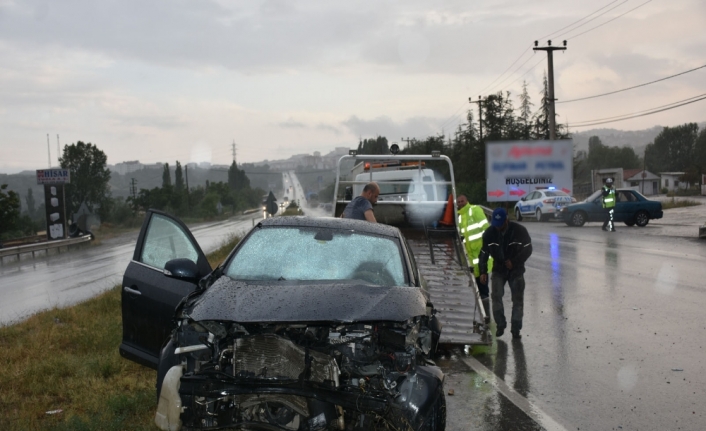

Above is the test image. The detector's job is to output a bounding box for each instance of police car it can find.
[513,187,575,222]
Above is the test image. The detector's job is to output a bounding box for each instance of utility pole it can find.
[533,40,567,140]
[231,140,237,164]
[46,134,51,168]
[56,135,60,165]
[469,96,484,142]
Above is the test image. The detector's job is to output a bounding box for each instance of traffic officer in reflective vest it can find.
[601,177,616,232]
[456,194,493,317]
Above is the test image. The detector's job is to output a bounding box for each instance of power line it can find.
[472,0,628,98]
[568,93,706,128]
[566,0,653,40]
[476,47,532,96]
[499,56,546,94]
[537,0,623,41]
[552,0,629,40]
[558,63,706,104]
[569,93,706,124]
[491,53,538,94]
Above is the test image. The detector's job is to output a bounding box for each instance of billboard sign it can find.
[43,184,67,240]
[36,169,70,185]
[486,140,573,202]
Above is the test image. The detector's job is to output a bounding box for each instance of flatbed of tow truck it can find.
[332,153,491,346]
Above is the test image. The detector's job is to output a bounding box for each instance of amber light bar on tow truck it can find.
[364,161,425,171]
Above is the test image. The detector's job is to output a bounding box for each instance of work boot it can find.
[496,327,505,337]
[511,330,522,339]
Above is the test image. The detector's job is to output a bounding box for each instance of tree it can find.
[0,184,21,237]
[59,141,112,221]
[518,80,533,140]
[162,163,172,187]
[174,161,184,193]
[228,161,250,192]
[645,123,699,173]
[482,92,518,141]
[533,71,569,140]
[586,137,640,171]
[25,188,36,219]
[694,128,706,185]
[357,136,389,155]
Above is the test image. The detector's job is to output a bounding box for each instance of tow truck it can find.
[332,151,491,346]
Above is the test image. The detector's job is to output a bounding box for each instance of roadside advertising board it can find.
[36,169,70,185]
[36,169,70,241]
[485,140,573,202]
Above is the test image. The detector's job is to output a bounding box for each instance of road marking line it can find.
[459,354,570,431]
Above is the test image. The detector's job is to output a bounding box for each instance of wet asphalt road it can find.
[2,207,705,431]
[0,214,261,326]
[442,217,706,431]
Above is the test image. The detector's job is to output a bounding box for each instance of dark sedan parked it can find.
[561,188,663,227]
[120,211,445,431]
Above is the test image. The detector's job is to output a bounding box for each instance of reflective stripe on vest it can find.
[602,187,616,208]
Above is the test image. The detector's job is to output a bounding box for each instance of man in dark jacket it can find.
[479,207,533,339]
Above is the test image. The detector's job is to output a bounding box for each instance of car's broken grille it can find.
[233,334,338,384]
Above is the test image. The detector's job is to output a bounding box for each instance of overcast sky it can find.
[1,0,704,174]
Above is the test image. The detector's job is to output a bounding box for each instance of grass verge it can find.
[0,232,242,431]
[661,198,702,210]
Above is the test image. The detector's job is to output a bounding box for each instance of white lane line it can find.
[460,354,570,431]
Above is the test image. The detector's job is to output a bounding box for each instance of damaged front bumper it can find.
[156,365,444,431]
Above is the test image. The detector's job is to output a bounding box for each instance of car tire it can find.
[515,208,523,222]
[570,211,587,227]
[635,210,650,227]
[535,209,543,222]
[624,219,636,226]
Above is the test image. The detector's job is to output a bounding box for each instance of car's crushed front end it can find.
[156,314,444,431]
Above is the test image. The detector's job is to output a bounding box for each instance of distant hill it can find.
[571,122,706,156]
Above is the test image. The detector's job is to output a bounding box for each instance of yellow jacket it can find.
[458,203,493,277]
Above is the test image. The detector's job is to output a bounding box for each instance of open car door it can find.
[119,210,211,369]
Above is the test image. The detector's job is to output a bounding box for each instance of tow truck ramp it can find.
[333,153,491,346]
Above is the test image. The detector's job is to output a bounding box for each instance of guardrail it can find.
[0,235,93,261]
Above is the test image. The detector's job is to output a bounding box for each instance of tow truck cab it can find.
[342,160,448,226]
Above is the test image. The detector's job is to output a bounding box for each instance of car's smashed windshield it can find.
[224,226,407,286]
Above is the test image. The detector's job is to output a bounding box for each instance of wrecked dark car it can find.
[120,211,446,430]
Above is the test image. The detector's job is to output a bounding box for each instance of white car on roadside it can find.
[514,188,576,222]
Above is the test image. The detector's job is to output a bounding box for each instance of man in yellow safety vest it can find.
[456,195,493,316]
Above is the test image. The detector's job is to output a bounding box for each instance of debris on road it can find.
[45,409,63,415]
[448,388,455,396]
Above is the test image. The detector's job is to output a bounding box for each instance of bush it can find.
[661,187,668,194]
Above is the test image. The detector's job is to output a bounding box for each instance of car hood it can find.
[185,276,429,323]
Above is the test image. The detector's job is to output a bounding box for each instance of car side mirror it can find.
[164,258,199,283]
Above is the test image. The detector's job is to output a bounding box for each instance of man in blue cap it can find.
[478,207,533,339]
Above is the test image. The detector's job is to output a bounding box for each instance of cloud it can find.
[341,115,444,141]
[277,119,307,129]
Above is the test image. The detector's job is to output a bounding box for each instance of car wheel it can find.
[515,208,523,221]
[535,208,543,222]
[624,219,636,226]
[570,211,587,227]
[635,210,650,227]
